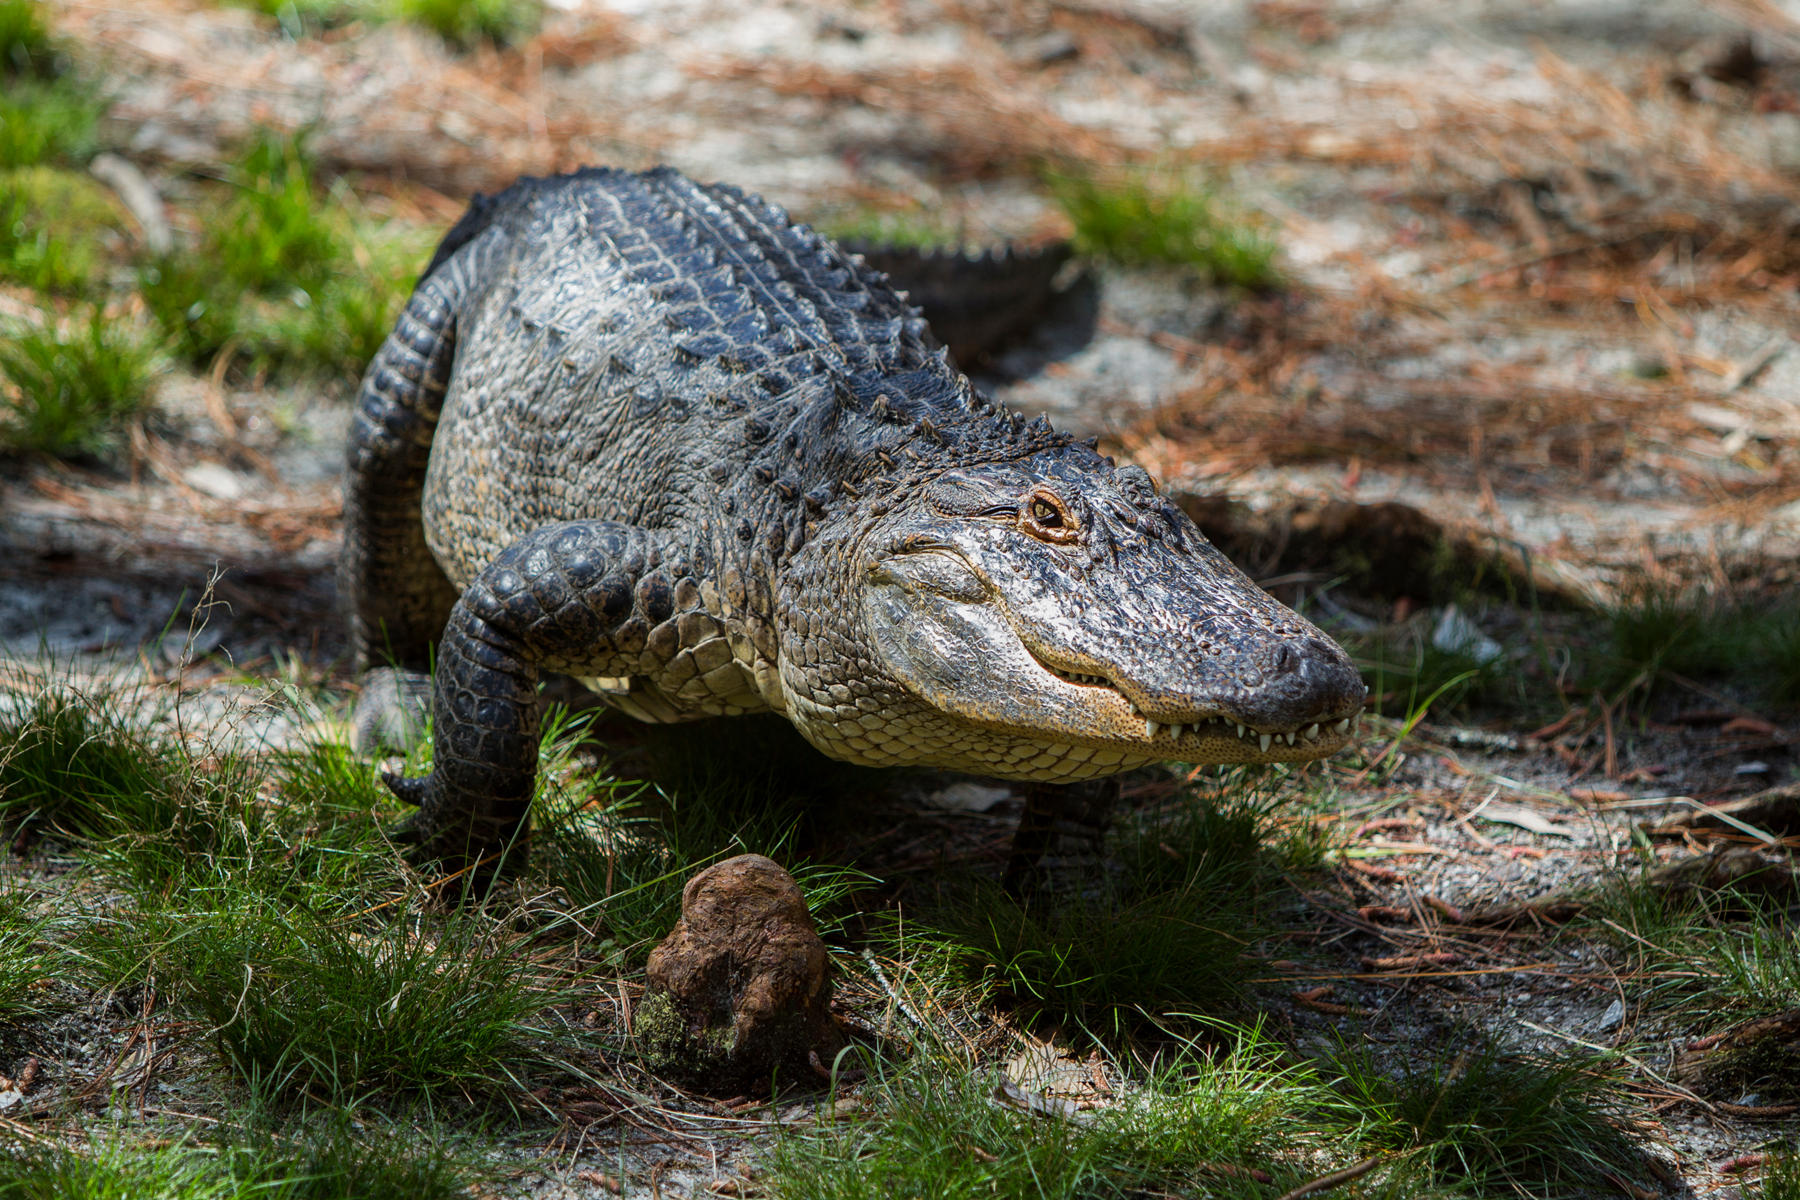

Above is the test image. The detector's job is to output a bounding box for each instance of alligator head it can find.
[776,442,1366,781]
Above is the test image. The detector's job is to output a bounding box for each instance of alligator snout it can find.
[1120,632,1366,733]
[1242,635,1367,728]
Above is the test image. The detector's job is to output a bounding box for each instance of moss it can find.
[631,987,738,1081]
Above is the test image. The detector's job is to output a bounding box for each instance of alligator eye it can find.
[1023,489,1078,544]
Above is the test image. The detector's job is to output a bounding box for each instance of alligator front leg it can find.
[384,520,695,878]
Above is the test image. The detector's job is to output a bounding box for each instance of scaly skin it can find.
[342,166,1366,875]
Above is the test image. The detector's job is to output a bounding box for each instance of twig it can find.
[1717,333,1790,393]
[89,152,172,255]
[1272,1156,1382,1200]
[860,949,929,1033]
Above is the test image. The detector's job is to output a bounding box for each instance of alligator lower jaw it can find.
[1036,659,1361,754]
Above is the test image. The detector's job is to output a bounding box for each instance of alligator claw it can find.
[383,770,430,807]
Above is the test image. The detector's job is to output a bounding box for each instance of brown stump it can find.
[634,854,841,1091]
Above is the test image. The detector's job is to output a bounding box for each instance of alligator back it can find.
[420,167,973,586]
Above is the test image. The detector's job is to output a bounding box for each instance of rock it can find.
[634,854,840,1091]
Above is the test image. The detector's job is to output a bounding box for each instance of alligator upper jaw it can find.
[1031,654,1363,758]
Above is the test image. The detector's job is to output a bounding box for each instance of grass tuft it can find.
[0,76,103,170]
[140,130,420,378]
[767,1024,1343,1199]
[388,0,539,48]
[817,208,962,251]
[222,0,538,46]
[0,165,129,293]
[1597,584,1800,708]
[173,897,567,1101]
[222,0,369,37]
[0,677,183,837]
[531,710,869,962]
[1763,1148,1800,1200]
[1048,166,1280,289]
[0,0,56,78]
[922,777,1303,1036]
[0,1121,473,1199]
[1331,1034,1644,1196]
[217,132,344,293]
[0,892,54,1022]
[0,306,157,458]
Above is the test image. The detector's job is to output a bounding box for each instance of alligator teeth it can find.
[1331,718,1350,733]
[1304,723,1320,741]
[1234,723,1248,738]
[1258,733,1272,753]
[1145,719,1160,738]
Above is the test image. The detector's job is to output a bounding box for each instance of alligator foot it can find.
[383,771,531,890]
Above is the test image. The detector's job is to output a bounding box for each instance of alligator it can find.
[341,165,1367,876]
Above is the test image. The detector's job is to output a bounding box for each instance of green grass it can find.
[1595,585,1800,708]
[0,306,158,457]
[223,0,539,46]
[0,76,103,170]
[67,749,582,1104]
[530,710,871,963]
[1330,1035,1645,1197]
[0,666,581,1107]
[1355,624,1511,723]
[0,892,54,1022]
[0,0,56,79]
[0,676,185,837]
[921,773,1307,1037]
[1762,1148,1800,1200]
[0,1121,473,1199]
[216,133,345,293]
[817,209,963,251]
[1711,916,1800,1015]
[171,896,569,1101]
[0,3,103,167]
[140,130,422,378]
[766,1024,1350,1199]
[1578,867,1800,1105]
[221,0,369,36]
[388,0,538,48]
[1048,166,1280,289]
[0,165,129,293]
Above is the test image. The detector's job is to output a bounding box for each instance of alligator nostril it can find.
[1269,643,1298,677]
